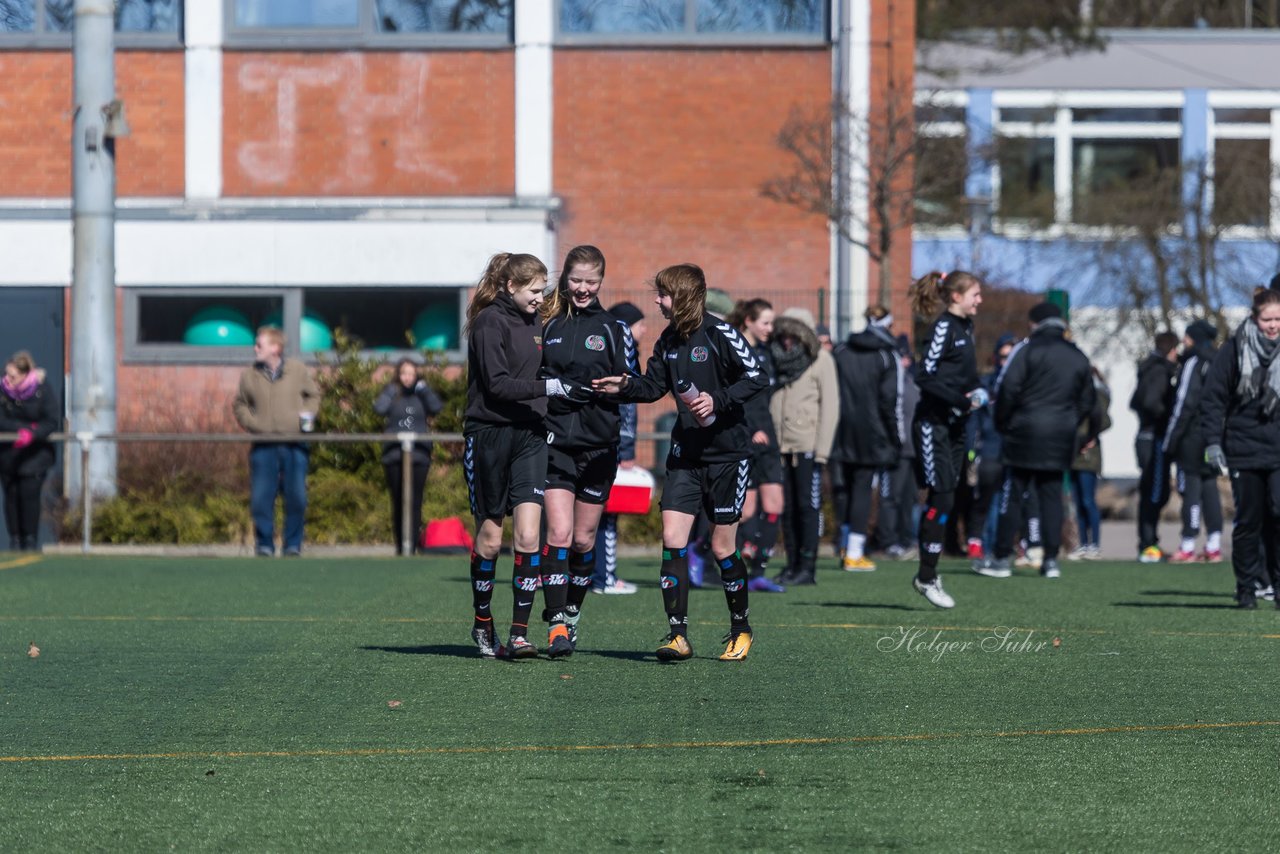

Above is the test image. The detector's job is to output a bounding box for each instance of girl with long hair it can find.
[464,252,586,658]
[0,351,58,550]
[595,264,769,661]
[906,270,985,608]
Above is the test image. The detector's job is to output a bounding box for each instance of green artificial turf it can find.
[1,553,1278,851]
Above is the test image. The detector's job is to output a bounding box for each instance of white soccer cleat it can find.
[912,576,955,609]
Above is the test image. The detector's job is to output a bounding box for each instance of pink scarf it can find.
[2,372,40,402]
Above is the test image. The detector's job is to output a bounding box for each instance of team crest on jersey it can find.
[585,334,605,351]
[691,346,709,362]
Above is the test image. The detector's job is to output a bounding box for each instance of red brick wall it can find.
[0,51,184,197]
[553,48,834,325]
[222,52,515,196]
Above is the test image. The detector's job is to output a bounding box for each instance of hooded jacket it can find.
[542,298,637,450]
[465,289,546,427]
[374,380,445,466]
[621,313,769,466]
[830,326,900,467]
[995,323,1096,471]
[1162,339,1218,469]
[768,315,839,463]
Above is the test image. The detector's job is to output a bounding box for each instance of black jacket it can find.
[830,328,900,467]
[542,299,637,451]
[0,377,59,477]
[994,324,1096,471]
[1130,351,1178,438]
[915,312,980,424]
[741,340,778,446]
[465,290,546,428]
[374,380,445,465]
[1199,331,1280,471]
[621,314,769,466]
[1162,341,1217,469]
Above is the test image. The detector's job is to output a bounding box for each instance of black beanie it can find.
[1028,302,1063,324]
[609,301,645,326]
[1185,319,1216,345]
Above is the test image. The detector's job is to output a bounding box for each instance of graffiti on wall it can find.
[236,54,458,191]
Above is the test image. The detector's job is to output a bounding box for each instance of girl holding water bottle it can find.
[593,264,769,662]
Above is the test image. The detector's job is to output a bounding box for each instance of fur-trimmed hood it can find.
[772,315,820,359]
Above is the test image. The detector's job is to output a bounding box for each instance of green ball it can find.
[412,303,459,351]
[183,306,254,346]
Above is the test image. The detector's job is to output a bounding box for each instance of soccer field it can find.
[2,553,1278,851]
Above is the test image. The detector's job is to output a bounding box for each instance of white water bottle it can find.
[676,379,716,427]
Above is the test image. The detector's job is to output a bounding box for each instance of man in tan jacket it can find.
[768,308,839,585]
[233,326,321,556]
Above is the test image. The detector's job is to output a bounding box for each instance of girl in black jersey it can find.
[594,264,769,662]
[725,299,785,591]
[539,245,637,654]
[464,252,586,659]
[908,270,985,609]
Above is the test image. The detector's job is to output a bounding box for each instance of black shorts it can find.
[747,445,783,488]
[912,416,966,494]
[661,459,750,524]
[546,443,619,505]
[464,422,547,521]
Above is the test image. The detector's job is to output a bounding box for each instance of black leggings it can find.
[1177,463,1223,541]
[836,463,877,537]
[1229,468,1280,601]
[780,453,822,576]
[384,460,430,554]
[997,468,1064,562]
[2,471,45,549]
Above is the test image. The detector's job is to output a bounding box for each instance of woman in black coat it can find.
[0,351,59,551]
[1200,287,1280,609]
[374,357,445,556]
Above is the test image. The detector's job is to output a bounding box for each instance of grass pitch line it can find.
[4,720,1279,765]
[0,555,41,572]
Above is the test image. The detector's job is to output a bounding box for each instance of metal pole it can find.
[79,433,93,554]
[400,434,414,556]
[70,0,119,501]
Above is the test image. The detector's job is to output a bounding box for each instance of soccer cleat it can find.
[506,634,539,660]
[748,575,786,593]
[972,557,1011,578]
[842,555,877,572]
[471,623,501,659]
[547,625,574,659]
[1041,559,1061,579]
[719,630,754,662]
[1169,550,1198,564]
[1202,549,1223,564]
[1138,546,1163,564]
[966,539,984,560]
[655,632,693,662]
[563,610,581,649]
[912,575,956,609]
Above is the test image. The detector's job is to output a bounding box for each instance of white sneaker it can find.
[1066,546,1090,562]
[972,557,1011,578]
[1259,585,1275,602]
[912,576,955,609]
[1042,559,1061,579]
[601,578,637,595]
[1015,546,1044,570]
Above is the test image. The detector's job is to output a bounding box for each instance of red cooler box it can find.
[606,466,655,515]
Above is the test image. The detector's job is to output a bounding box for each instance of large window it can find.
[1213,138,1272,227]
[1072,138,1181,226]
[126,287,465,363]
[996,137,1055,222]
[228,0,512,43]
[1,0,179,41]
[558,0,825,39]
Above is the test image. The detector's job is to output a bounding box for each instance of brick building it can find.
[0,1,912,461]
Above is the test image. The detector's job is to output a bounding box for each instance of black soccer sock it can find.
[470,551,497,625]
[511,550,540,639]
[752,512,781,575]
[718,551,751,633]
[660,547,690,637]
[567,548,595,616]
[917,491,955,583]
[540,544,570,627]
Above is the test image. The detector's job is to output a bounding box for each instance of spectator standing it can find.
[1068,366,1111,561]
[987,303,1095,580]
[1163,320,1224,563]
[0,352,59,551]
[1132,330,1181,562]
[1200,287,1280,609]
[374,357,444,555]
[768,309,839,586]
[874,336,920,560]
[966,333,1015,565]
[830,305,901,571]
[232,327,321,558]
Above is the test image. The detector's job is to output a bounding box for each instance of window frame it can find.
[223,0,514,50]
[553,0,829,47]
[124,285,469,364]
[0,0,184,49]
